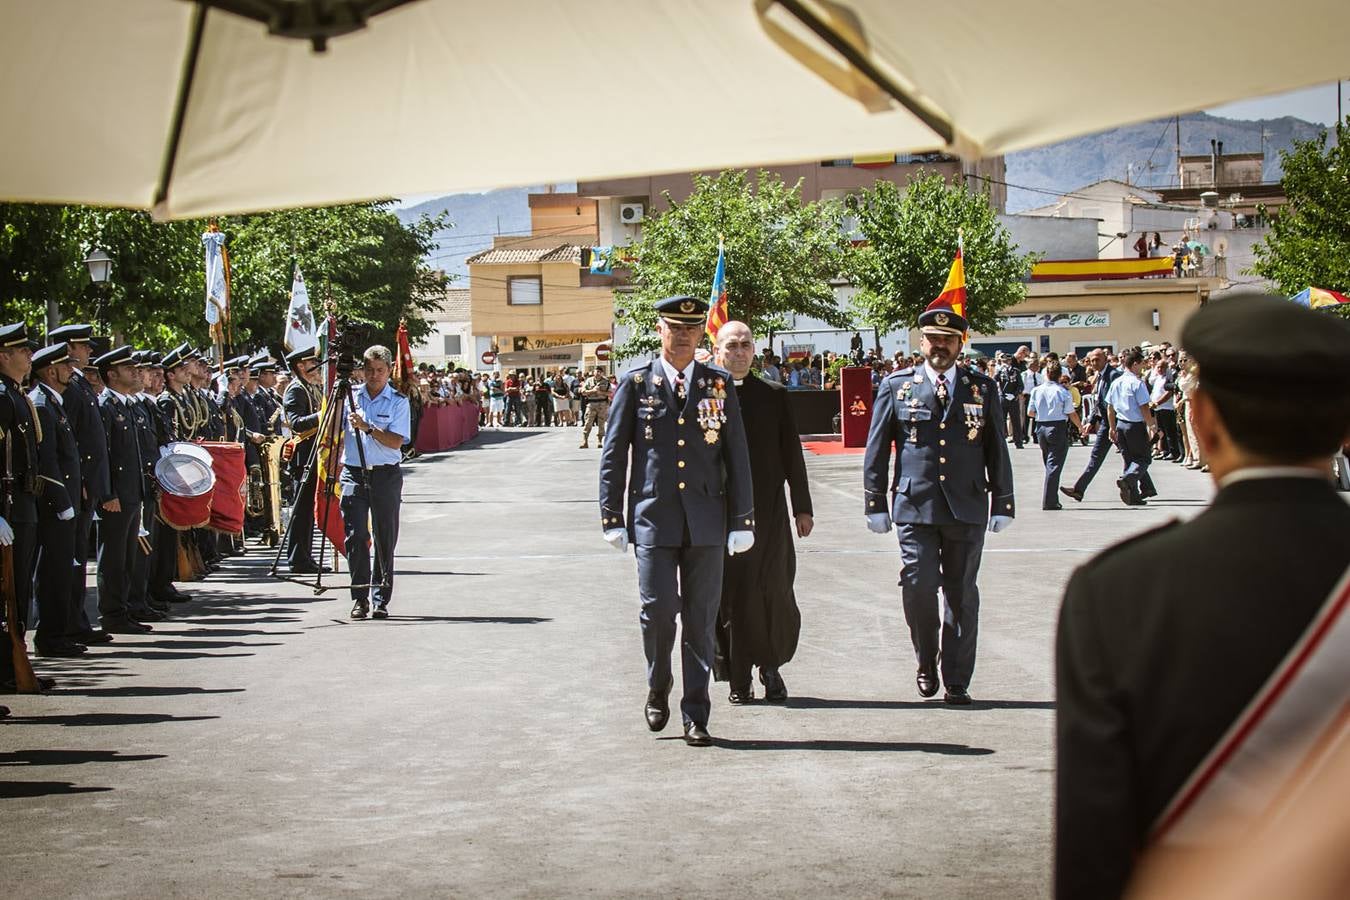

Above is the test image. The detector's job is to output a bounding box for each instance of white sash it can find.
[1151,562,1350,846]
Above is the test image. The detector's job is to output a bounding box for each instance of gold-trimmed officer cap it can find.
[917,302,968,337]
[94,344,136,374]
[655,294,709,325]
[48,323,93,344]
[285,345,319,367]
[32,342,71,370]
[0,321,35,350]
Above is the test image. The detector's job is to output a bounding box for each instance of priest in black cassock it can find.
[712,321,814,704]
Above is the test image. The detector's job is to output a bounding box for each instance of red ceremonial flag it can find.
[313,315,346,557]
[932,241,967,320]
[395,319,415,391]
[705,238,729,345]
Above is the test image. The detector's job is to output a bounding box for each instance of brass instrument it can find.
[259,436,286,546]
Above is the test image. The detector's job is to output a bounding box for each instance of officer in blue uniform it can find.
[29,343,85,656]
[47,323,114,645]
[342,344,411,620]
[598,295,755,747]
[1027,363,1082,510]
[863,302,1015,704]
[1061,348,1120,503]
[95,345,152,634]
[1105,348,1158,506]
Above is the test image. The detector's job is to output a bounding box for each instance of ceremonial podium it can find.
[840,366,874,447]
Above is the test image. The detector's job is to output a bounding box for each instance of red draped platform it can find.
[414,402,481,453]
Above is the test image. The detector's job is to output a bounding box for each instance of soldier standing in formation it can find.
[863,300,1015,704]
[283,345,325,574]
[598,295,755,747]
[95,346,153,634]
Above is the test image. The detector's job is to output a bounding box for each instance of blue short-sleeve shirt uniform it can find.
[1030,382,1075,509]
[1106,370,1156,504]
[340,380,411,613]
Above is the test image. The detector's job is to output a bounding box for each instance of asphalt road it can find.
[1,426,1215,898]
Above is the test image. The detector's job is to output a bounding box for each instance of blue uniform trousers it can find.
[340,464,403,608]
[97,501,142,624]
[286,466,319,568]
[69,503,96,634]
[1002,395,1025,448]
[126,496,158,615]
[35,512,76,645]
[1071,422,1115,496]
[1036,421,1070,509]
[1116,420,1156,502]
[634,542,724,727]
[896,522,985,689]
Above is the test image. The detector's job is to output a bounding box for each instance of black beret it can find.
[1182,290,1350,392]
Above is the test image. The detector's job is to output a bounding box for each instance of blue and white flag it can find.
[202,229,228,329]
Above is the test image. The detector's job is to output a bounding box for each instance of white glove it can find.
[866,513,893,534]
[0,516,12,546]
[726,530,754,555]
[603,528,628,553]
[988,515,1013,534]
[57,507,76,521]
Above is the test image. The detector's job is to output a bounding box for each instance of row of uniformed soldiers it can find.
[0,320,296,693]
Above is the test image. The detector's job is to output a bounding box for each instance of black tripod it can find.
[270,370,383,595]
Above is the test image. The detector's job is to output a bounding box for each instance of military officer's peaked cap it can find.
[94,344,136,371]
[1182,290,1350,393]
[162,347,188,368]
[285,345,319,366]
[89,336,111,357]
[0,322,36,350]
[32,342,71,370]
[223,354,250,371]
[918,298,968,337]
[132,350,154,367]
[146,351,164,367]
[48,323,94,344]
[655,295,708,325]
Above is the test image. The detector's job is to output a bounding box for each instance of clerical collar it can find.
[1218,466,1331,489]
[733,378,744,386]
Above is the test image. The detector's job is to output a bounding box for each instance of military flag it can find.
[283,262,317,351]
[933,233,967,320]
[313,314,346,558]
[202,223,230,343]
[705,237,729,345]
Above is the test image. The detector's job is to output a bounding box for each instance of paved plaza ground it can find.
[1,426,1216,898]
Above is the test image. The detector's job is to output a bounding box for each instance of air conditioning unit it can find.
[619,203,645,225]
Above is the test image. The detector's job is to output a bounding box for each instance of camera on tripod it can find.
[329,319,358,379]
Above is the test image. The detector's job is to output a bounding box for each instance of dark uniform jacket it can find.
[99,391,146,504]
[864,366,1015,525]
[1055,476,1350,899]
[62,369,112,506]
[158,387,194,441]
[599,358,754,548]
[1087,364,1120,426]
[129,396,162,498]
[715,373,812,673]
[248,388,280,437]
[30,383,81,517]
[283,379,322,475]
[0,374,41,523]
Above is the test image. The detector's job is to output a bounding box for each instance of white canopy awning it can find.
[1,0,1345,218]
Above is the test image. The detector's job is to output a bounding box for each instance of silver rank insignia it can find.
[644,424,654,441]
[634,372,645,384]
[653,375,663,386]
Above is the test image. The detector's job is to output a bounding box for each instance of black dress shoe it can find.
[70,629,114,644]
[0,704,9,718]
[944,685,972,705]
[130,608,166,623]
[760,668,788,704]
[683,722,712,747]
[916,664,940,698]
[728,686,754,705]
[645,678,673,732]
[1043,504,1064,511]
[371,605,389,620]
[102,619,152,634]
[1117,479,1134,506]
[291,561,333,575]
[1060,486,1083,503]
[35,641,87,658]
[149,599,171,613]
[2,675,58,693]
[350,601,369,620]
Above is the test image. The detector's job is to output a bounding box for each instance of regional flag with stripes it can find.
[934,239,967,320]
[706,238,729,345]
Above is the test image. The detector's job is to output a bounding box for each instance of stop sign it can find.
[595,343,612,361]
[481,350,497,365]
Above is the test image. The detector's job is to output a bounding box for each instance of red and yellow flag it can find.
[313,315,346,557]
[933,243,966,320]
[394,319,415,391]
[705,238,729,345]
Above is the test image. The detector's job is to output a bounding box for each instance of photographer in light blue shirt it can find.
[342,344,411,619]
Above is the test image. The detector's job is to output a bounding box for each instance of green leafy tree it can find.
[1251,120,1350,318]
[851,174,1034,338]
[617,170,857,357]
[0,201,450,350]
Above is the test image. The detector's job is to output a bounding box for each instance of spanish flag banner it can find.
[933,238,966,320]
[313,315,346,558]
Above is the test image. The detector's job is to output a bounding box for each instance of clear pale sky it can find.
[1207,81,1345,124]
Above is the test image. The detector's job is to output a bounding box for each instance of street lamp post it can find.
[83,247,113,331]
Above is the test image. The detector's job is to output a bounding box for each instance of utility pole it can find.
[1175,115,1183,187]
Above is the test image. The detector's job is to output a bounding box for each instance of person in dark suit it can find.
[122,351,168,619]
[1061,348,1121,503]
[863,301,1015,704]
[48,323,113,645]
[598,295,755,747]
[712,320,813,704]
[95,345,152,634]
[29,343,86,657]
[283,345,325,573]
[1055,291,1350,899]
[0,322,47,688]
[142,349,190,608]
